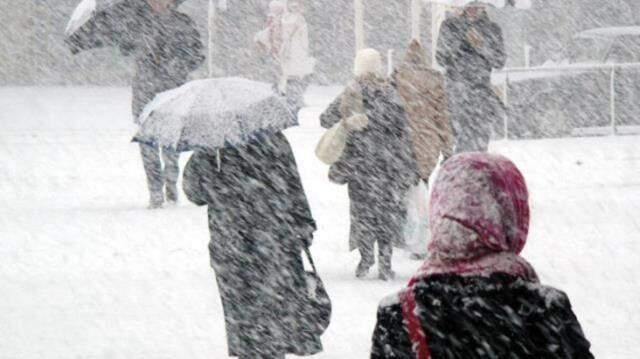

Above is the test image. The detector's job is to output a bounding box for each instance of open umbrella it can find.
[65,0,188,54]
[133,77,296,152]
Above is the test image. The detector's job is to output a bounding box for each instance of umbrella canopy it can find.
[65,0,187,54]
[134,77,297,151]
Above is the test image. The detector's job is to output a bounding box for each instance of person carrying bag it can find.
[315,113,368,165]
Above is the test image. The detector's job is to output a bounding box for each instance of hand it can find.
[466,28,484,49]
[296,231,314,248]
[344,113,368,131]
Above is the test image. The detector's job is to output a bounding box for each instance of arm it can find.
[320,93,344,129]
[371,303,413,359]
[182,150,214,207]
[433,74,454,157]
[477,23,506,70]
[328,161,350,185]
[554,294,595,359]
[170,15,205,75]
[277,134,317,238]
[340,82,365,119]
[435,20,456,69]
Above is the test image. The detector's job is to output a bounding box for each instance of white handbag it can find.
[315,120,349,165]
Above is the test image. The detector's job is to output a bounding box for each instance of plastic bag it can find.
[403,181,430,256]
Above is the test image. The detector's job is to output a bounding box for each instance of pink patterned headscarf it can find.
[413,153,538,282]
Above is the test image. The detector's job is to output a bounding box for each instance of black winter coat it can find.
[328,80,419,251]
[371,274,594,359]
[183,132,322,357]
[122,7,205,118]
[436,14,506,87]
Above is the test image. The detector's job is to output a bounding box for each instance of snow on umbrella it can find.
[133,77,296,152]
[65,0,188,54]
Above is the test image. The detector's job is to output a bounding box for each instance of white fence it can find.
[495,62,640,139]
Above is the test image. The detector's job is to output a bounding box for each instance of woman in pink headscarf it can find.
[370,153,593,358]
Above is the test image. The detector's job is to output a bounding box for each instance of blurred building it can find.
[1,0,639,86]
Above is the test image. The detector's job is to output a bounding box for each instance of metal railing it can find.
[495,62,640,139]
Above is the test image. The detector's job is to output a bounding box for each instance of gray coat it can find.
[183,132,322,357]
[121,8,204,119]
[436,12,506,152]
[326,79,419,251]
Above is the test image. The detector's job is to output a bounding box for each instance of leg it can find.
[139,143,164,208]
[377,238,394,281]
[357,236,375,279]
[161,146,180,203]
[286,77,309,120]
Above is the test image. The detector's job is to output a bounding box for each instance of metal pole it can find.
[208,0,216,78]
[411,0,422,40]
[354,0,365,52]
[209,0,222,170]
[503,73,510,140]
[387,49,395,76]
[610,65,617,136]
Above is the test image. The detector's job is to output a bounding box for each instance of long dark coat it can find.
[371,274,594,359]
[183,132,322,357]
[120,7,205,118]
[327,78,420,251]
[436,12,506,153]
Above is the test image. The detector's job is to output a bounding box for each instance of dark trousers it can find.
[359,237,392,273]
[139,143,180,199]
[446,80,501,154]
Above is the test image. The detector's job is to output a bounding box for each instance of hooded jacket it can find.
[370,154,593,358]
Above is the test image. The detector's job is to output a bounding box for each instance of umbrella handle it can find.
[216,149,222,172]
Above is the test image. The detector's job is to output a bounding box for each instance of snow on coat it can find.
[123,8,205,120]
[183,132,322,357]
[436,10,506,86]
[371,153,594,358]
[393,40,454,181]
[328,76,420,251]
[436,11,506,153]
[371,274,595,358]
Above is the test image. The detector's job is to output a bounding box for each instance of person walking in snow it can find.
[393,39,453,182]
[255,0,316,116]
[328,49,420,281]
[370,153,594,358]
[183,132,323,358]
[121,0,204,208]
[436,1,505,154]
[392,40,454,260]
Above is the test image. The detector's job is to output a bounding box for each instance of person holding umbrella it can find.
[135,76,329,357]
[436,0,505,154]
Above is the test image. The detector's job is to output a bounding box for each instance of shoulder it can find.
[516,281,571,309]
[379,291,402,309]
[485,20,503,34]
[441,17,458,28]
[376,292,404,327]
[171,11,197,28]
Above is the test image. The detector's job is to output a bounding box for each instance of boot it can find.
[378,268,396,281]
[148,191,164,209]
[355,260,372,279]
[165,183,179,204]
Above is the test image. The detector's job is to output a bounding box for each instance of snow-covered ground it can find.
[1,86,639,358]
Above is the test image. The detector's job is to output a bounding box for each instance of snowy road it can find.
[1,86,639,358]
